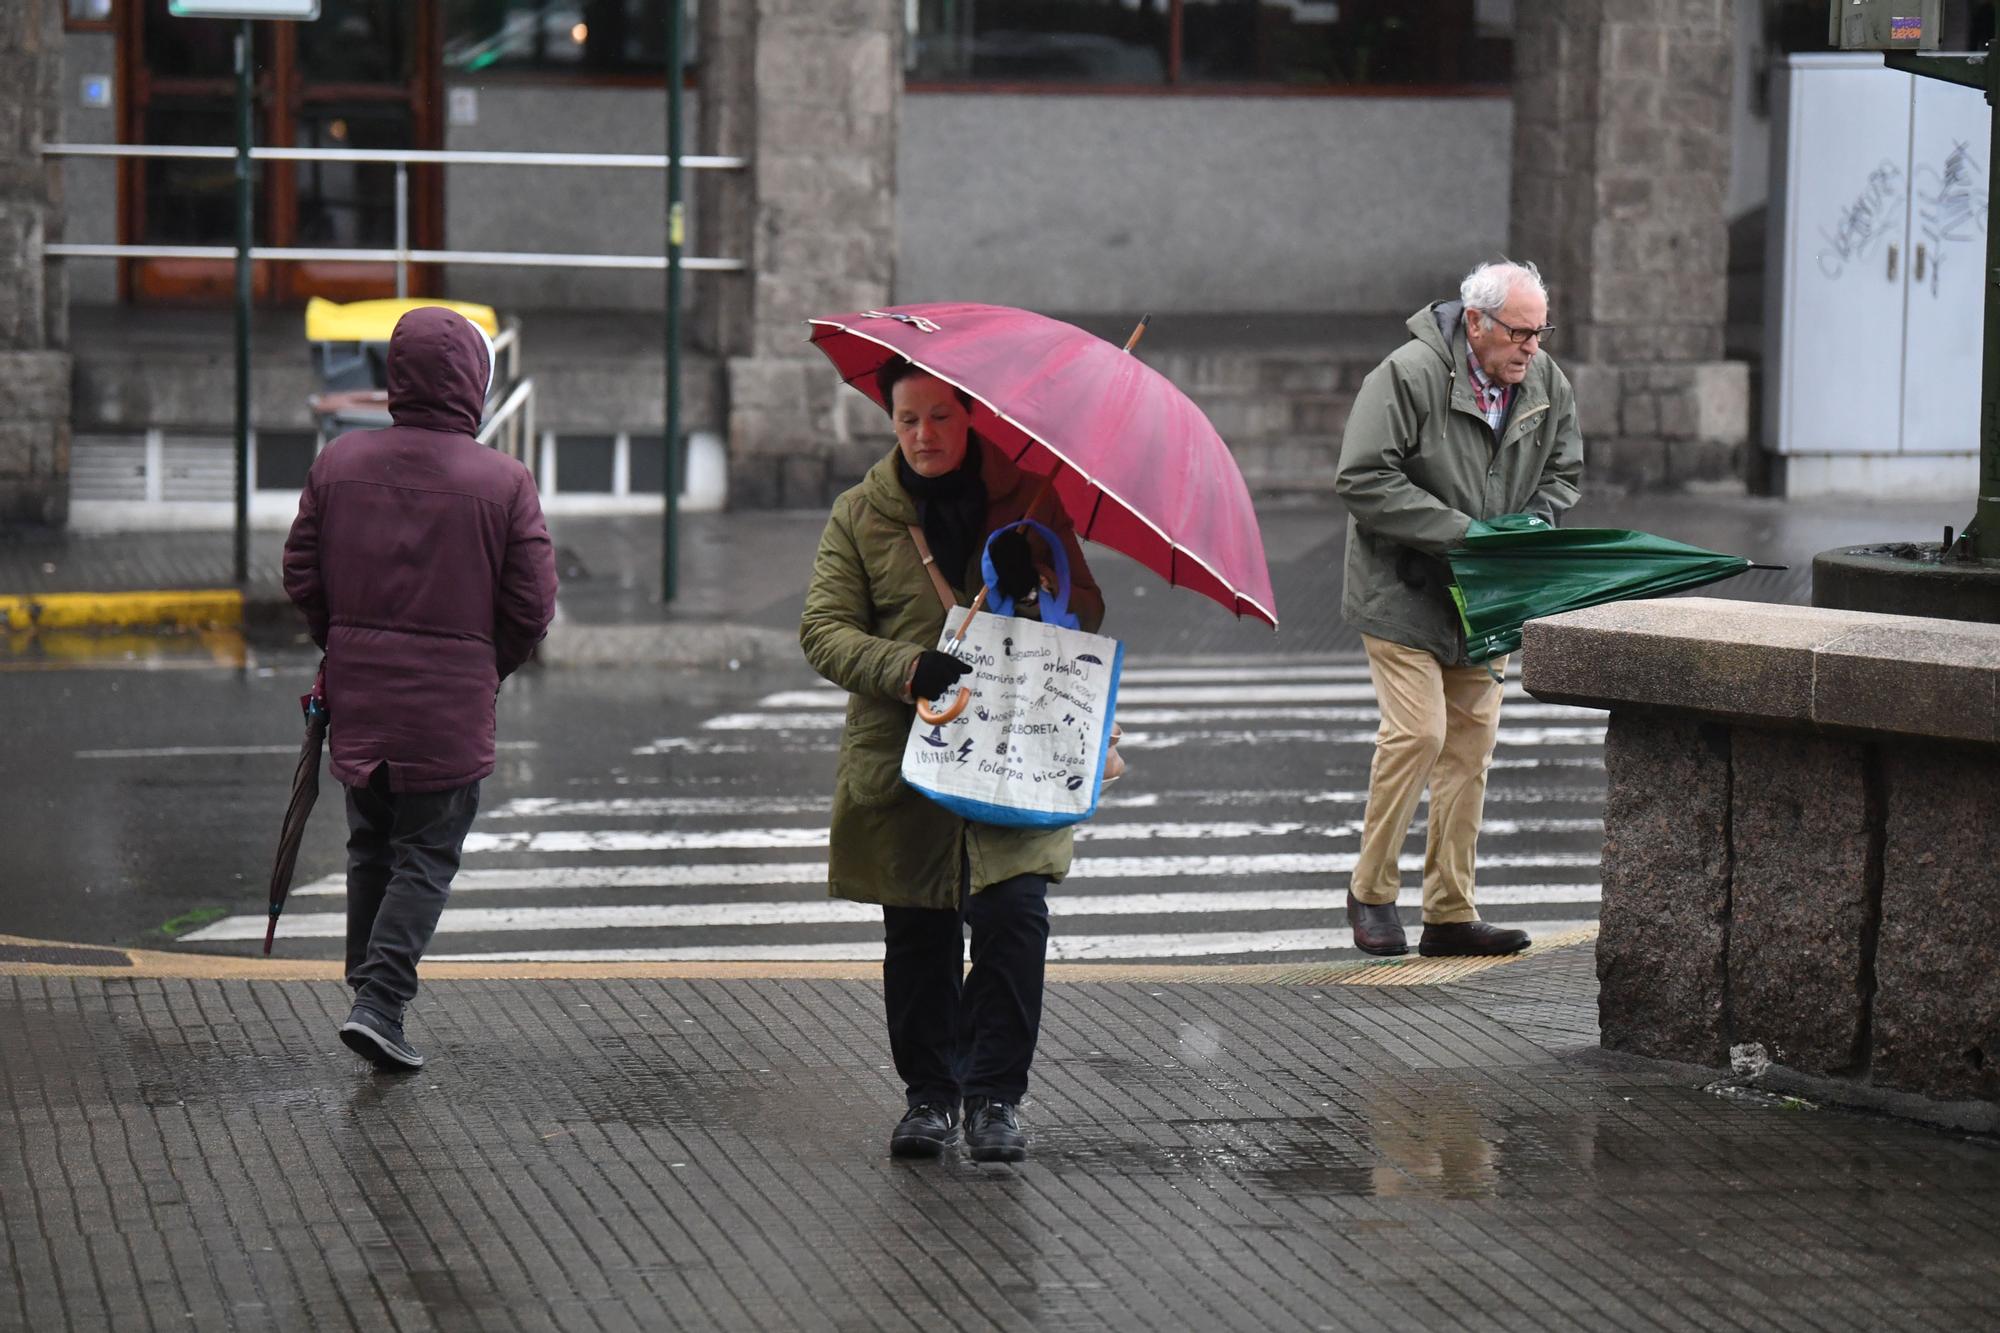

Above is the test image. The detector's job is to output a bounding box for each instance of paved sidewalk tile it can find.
[4,947,1998,1331]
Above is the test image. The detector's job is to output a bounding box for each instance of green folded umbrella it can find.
[1446,514,1780,663]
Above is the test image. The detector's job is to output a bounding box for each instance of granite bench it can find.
[1522,598,2000,1128]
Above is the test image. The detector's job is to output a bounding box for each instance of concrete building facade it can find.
[9,0,1926,528]
[1512,0,1750,491]
[2,0,71,529]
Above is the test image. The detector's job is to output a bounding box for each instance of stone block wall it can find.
[0,0,70,528]
[1511,0,1750,491]
[1595,712,1995,1107]
[1596,714,1732,1063]
[698,0,900,511]
[1526,598,2000,1121]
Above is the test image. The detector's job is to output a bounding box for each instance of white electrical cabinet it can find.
[1765,54,1989,494]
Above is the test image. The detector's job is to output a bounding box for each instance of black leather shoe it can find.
[964,1100,1028,1163]
[1346,892,1409,956]
[890,1103,959,1158]
[1418,920,1531,957]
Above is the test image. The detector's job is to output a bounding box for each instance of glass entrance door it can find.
[123,0,440,304]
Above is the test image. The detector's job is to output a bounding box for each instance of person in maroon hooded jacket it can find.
[283,306,558,1071]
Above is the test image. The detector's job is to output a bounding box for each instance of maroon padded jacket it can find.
[282,306,558,793]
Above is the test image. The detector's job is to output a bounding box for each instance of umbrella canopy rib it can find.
[807,309,1278,627]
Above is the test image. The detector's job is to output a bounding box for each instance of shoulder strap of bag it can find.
[906,524,958,613]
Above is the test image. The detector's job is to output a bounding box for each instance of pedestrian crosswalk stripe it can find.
[459,817,1602,856]
[481,786,1604,820]
[771,664,1384,691]
[269,883,1598,922]
[76,740,539,761]
[761,684,1395,708]
[287,851,1599,898]
[1110,664,1381,684]
[419,920,1594,964]
[1118,726,1605,749]
[236,651,1603,963]
[487,794,837,819]
[702,702,1599,730]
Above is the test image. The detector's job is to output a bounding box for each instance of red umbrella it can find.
[808,303,1279,628]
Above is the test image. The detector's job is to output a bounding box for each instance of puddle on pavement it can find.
[1037,1086,1597,1202]
[0,627,247,670]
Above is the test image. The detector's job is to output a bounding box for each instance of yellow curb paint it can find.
[0,627,248,671]
[1333,925,1600,986]
[0,589,243,632]
[0,928,1599,987]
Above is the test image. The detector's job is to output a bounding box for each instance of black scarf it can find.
[898,437,986,592]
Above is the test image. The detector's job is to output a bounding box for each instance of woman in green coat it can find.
[800,359,1103,1165]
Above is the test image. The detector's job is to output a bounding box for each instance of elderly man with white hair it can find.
[1332,259,1584,959]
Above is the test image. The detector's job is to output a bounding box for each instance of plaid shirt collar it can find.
[1466,348,1515,433]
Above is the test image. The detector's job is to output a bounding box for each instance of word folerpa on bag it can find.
[901,522,1124,829]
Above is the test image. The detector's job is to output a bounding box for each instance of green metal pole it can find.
[1978,10,2000,558]
[663,0,685,603]
[233,20,252,586]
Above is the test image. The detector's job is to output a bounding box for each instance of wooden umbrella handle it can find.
[915,687,971,726]
[914,585,989,724]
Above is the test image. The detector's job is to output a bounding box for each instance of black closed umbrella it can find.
[265,665,328,955]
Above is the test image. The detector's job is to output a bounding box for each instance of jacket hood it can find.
[387,306,491,435]
[1409,299,1464,366]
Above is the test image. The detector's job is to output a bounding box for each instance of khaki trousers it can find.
[1349,634,1508,925]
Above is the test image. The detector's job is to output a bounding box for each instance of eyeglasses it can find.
[1483,314,1555,346]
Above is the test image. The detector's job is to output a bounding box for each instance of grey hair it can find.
[1460,260,1547,316]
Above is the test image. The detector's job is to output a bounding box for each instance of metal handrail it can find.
[45,242,745,272]
[41,141,748,288]
[44,142,748,169]
[476,376,538,471]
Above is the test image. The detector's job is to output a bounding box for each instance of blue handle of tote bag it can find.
[980,519,1079,630]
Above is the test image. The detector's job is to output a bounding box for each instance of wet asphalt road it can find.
[0,650,798,947]
[0,646,1609,962]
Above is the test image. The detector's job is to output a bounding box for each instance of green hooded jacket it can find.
[800,443,1105,910]
[1335,300,1584,665]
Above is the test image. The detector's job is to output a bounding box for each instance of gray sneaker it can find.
[339,1006,425,1071]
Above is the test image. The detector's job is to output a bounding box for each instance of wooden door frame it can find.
[117,0,443,306]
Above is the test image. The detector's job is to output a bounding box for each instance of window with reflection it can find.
[297,0,417,84]
[140,104,273,245]
[444,0,695,76]
[909,0,1169,84]
[293,106,412,248]
[142,0,239,81]
[909,0,1512,88]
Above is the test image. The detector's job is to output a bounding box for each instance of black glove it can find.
[987,528,1038,599]
[911,649,972,701]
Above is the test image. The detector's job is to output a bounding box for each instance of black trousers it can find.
[882,869,1051,1110]
[343,765,481,1024]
